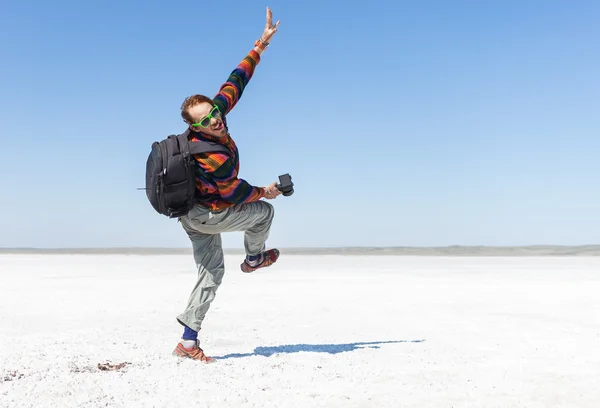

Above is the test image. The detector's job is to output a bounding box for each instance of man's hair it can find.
[181,94,215,124]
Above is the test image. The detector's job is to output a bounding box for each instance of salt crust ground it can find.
[1,254,599,407]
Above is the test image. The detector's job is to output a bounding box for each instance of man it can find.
[172,7,282,363]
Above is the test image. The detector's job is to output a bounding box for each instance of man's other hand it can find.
[263,182,281,199]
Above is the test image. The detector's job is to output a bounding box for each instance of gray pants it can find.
[176,200,275,332]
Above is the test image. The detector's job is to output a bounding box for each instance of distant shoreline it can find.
[1,245,600,256]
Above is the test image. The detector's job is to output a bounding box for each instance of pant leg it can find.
[176,231,224,332]
[177,200,275,331]
[217,201,275,256]
[182,200,275,255]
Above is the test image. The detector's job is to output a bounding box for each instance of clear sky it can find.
[1,0,599,248]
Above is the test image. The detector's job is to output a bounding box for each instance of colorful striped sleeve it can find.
[196,153,265,204]
[213,49,261,115]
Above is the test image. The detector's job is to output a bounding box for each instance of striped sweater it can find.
[189,49,265,211]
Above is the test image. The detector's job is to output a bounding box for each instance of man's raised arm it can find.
[213,7,280,115]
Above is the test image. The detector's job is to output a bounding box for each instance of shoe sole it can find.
[172,351,216,363]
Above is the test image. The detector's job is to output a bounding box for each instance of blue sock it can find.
[182,326,198,341]
[246,253,263,266]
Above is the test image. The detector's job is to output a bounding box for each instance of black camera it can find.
[276,173,294,196]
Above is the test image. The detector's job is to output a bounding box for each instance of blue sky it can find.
[1,0,599,248]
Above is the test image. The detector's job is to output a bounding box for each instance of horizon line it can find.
[2,244,600,250]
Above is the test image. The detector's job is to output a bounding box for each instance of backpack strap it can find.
[176,130,231,156]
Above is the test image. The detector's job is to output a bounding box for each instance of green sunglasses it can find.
[191,105,221,128]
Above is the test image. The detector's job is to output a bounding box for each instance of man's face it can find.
[188,102,227,138]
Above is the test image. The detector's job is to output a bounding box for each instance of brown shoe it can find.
[172,342,215,363]
[240,248,280,273]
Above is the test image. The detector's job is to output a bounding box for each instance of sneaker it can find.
[240,248,280,273]
[172,341,215,363]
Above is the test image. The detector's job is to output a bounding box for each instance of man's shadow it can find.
[213,339,425,360]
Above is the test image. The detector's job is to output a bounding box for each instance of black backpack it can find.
[144,129,230,218]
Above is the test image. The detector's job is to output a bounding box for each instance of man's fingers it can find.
[265,7,279,30]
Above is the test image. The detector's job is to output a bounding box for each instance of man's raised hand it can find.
[261,7,280,44]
